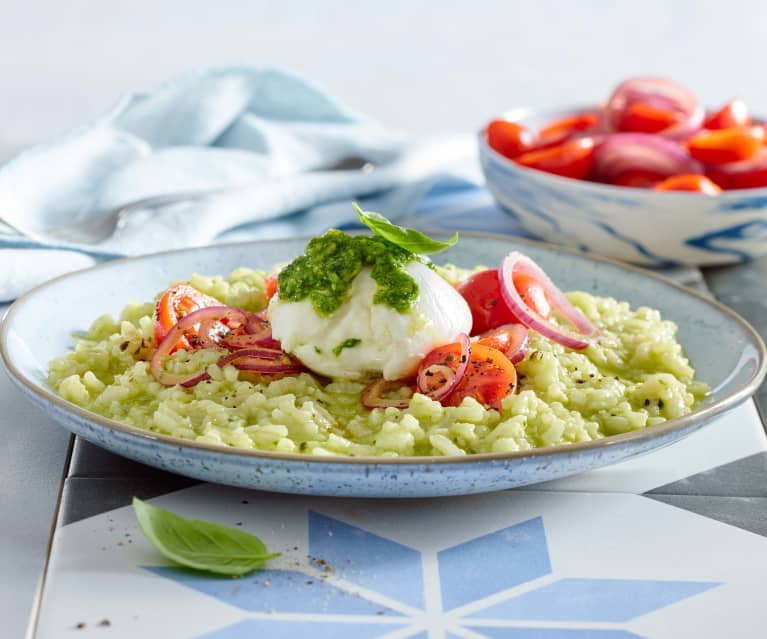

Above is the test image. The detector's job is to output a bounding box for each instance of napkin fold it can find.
[0,66,496,301]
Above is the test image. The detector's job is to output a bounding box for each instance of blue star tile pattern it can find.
[147,511,723,639]
[198,619,407,639]
[146,567,402,615]
[438,516,551,611]
[466,629,644,639]
[468,577,720,622]
[309,510,424,609]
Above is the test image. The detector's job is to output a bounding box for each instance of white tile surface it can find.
[37,484,767,638]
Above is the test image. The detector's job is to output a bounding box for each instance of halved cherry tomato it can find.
[537,112,599,148]
[476,329,512,353]
[457,270,551,335]
[616,102,682,134]
[154,283,220,352]
[476,324,529,364]
[611,169,666,188]
[706,148,767,189]
[417,340,468,397]
[653,174,722,195]
[514,138,595,180]
[704,98,751,130]
[487,120,535,159]
[264,274,279,300]
[686,126,765,165]
[443,343,517,410]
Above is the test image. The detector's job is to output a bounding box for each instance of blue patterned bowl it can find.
[1,235,765,497]
[479,106,767,266]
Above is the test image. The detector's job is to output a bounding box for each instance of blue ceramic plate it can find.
[2,234,765,497]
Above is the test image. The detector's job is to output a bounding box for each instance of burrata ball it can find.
[269,261,472,380]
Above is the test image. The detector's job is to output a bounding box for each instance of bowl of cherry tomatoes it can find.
[479,76,767,266]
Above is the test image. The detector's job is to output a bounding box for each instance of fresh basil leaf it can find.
[354,203,458,254]
[132,497,280,576]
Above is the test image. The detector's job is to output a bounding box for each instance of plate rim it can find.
[3,231,765,466]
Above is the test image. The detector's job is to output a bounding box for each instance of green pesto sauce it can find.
[277,230,418,315]
[333,338,362,356]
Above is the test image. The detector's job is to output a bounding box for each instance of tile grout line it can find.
[25,433,74,639]
[701,268,767,437]
[752,393,767,437]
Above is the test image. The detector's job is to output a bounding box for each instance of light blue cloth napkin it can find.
[0,66,511,301]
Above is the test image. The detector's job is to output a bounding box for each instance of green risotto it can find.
[48,266,709,457]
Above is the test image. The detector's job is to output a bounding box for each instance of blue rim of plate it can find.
[2,231,765,466]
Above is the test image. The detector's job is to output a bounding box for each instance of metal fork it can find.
[2,156,375,245]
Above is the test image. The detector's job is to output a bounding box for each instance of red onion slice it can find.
[416,333,472,402]
[195,318,228,350]
[498,253,597,350]
[246,312,269,333]
[220,331,280,350]
[417,364,456,396]
[190,307,271,350]
[217,347,289,366]
[220,334,281,350]
[187,307,249,351]
[151,306,294,387]
[150,305,243,386]
[604,77,704,139]
[216,311,281,349]
[503,325,530,364]
[361,379,414,409]
[592,133,703,184]
[228,358,304,374]
[217,347,303,374]
[151,368,211,388]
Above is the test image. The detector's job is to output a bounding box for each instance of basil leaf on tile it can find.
[132,497,280,576]
[354,202,458,254]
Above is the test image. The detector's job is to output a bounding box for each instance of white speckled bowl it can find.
[479,106,767,266]
[1,234,765,497]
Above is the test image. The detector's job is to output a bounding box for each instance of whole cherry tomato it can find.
[653,174,722,195]
[704,98,751,130]
[457,270,518,335]
[686,126,765,165]
[706,149,767,189]
[514,138,595,180]
[487,120,535,159]
[457,269,551,335]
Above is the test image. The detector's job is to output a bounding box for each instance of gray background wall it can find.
[2,0,765,149]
